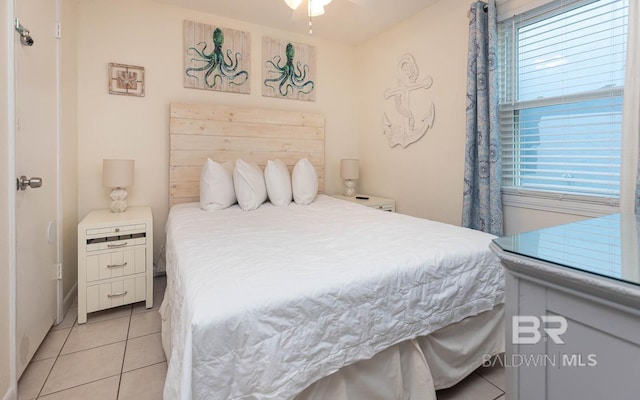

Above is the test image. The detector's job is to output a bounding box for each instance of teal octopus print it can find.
[185,27,248,90]
[264,42,315,98]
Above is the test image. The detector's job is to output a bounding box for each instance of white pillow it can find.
[200,158,236,211]
[292,158,318,205]
[264,159,292,206]
[233,159,268,211]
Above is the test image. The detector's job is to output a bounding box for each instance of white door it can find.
[14,0,59,377]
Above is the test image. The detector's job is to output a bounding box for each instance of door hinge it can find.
[56,263,62,280]
[55,23,61,39]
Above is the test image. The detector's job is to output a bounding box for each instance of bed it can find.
[161,103,505,400]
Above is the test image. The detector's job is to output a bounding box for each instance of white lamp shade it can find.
[340,159,359,180]
[308,2,325,16]
[103,159,134,188]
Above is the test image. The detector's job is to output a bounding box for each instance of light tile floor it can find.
[18,276,167,400]
[19,274,506,399]
[436,358,506,400]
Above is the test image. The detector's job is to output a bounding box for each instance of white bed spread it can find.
[162,195,504,400]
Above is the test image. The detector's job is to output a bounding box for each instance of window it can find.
[498,0,629,207]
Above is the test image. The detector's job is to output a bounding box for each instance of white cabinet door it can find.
[14,0,59,378]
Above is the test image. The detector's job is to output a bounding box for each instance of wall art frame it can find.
[108,63,145,97]
[262,37,316,102]
[183,20,251,94]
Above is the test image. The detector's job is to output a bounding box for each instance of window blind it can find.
[498,0,628,199]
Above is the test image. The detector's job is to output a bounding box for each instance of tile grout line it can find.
[54,314,132,358]
[126,330,163,341]
[474,371,506,396]
[82,308,133,324]
[35,374,122,399]
[122,360,167,375]
[35,312,76,399]
[45,337,129,359]
[116,305,134,400]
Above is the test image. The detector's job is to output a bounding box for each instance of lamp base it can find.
[344,179,357,197]
[110,187,128,213]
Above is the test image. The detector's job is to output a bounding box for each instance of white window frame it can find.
[499,0,626,217]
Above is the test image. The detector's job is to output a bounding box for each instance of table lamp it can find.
[340,159,359,197]
[103,159,134,213]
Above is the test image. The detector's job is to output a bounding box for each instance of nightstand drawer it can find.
[86,235,146,252]
[86,276,146,313]
[85,247,146,282]
[86,223,146,236]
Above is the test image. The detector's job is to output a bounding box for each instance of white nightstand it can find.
[332,194,396,212]
[77,206,153,324]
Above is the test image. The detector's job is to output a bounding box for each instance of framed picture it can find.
[108,63,145,97]
[183,20,251,94]
[262,37,316,101]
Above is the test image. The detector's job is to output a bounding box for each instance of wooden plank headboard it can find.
[169,103,325,207]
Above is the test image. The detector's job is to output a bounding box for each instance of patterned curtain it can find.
[462,0,503,236]
[628,0,640,214]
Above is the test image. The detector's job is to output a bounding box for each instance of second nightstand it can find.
[332,194,396,212]
[77,206,153,324]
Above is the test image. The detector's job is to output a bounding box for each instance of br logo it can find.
[512,316,568,345]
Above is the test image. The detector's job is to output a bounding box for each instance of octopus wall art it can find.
[183,21,251,94]
[262,37,316,101]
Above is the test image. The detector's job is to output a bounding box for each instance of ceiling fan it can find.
[283,0,335,34]
[284,0,333,17]
[284,0,368,34]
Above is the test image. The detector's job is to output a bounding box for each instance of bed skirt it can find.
[160,297,504,400]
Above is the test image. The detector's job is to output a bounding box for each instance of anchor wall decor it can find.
[383,54,435,148]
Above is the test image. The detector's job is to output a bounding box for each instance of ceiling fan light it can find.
[284,0,303,10]
[308,2,325,17]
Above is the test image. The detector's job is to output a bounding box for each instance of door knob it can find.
[17,176,42,191]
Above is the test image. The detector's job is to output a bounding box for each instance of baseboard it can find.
[3,386,16,400]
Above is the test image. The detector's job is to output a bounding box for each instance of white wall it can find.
[355,0,473,225]
[76,0,359,264]
[61,0,78,303]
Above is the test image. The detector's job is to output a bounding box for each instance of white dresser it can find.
[77,206,153,324]
[491,213,640,400]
